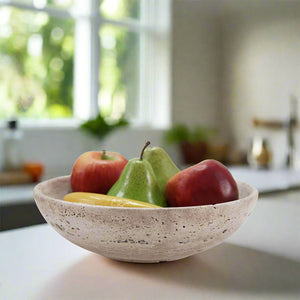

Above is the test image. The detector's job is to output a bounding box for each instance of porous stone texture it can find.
[34,176,258,263]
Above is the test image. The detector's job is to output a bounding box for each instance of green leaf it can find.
[80,113,129,140]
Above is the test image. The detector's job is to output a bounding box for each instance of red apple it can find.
[165,159,238,207]
[71,151,128,194]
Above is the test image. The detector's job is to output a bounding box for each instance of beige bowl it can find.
[33,176,258,263]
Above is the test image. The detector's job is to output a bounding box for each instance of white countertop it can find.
[1,192,300,300]
[229,167,300,194]
[0,168,69,206]
[0,183,37,205]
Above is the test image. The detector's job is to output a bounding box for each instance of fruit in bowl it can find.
[33,142,258,263]
[107,141,167,207]
[165,159,238,207]
[71,150,127,194]
[143,145,180,193]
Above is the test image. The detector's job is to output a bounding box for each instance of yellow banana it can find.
[63,192,161,208]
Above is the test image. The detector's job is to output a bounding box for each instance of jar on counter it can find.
[247,136,273,169]
[3,119,23,171]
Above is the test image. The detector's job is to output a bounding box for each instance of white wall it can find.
[172,0,221,128]
[171,0,300,168]
[220,2,300,167]
[0,126,180,174]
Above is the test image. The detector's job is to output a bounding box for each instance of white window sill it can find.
[0,118,168,131]
[0,119,81,130]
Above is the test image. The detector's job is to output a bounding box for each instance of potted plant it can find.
[80,113,129,140]
[164,124,217,164]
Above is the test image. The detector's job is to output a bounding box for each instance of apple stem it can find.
[140,141,150,160]
[102,150,108,160]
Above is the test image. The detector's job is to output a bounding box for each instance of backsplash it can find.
[1,124,299,177]
[0,126,180,176]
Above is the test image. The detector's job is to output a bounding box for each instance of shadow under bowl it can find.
[33,176,258,263]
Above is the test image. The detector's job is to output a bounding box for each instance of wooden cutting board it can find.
[0,171,33,186]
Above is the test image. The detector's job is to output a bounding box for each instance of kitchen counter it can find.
[0,168,70,206]
[0,182,37,206]
[1,191,299,300]
[229,167,300,194]
[0,169,70,231]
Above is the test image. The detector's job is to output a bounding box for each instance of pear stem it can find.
[140,141,151,160]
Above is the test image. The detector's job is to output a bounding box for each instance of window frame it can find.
[0,0,171,129]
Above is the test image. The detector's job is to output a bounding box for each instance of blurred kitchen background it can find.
[0,0,300,229]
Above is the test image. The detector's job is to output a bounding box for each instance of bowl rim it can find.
[34,175,259,211]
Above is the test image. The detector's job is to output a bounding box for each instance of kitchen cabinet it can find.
[0,184,44,231]
[0,203,46,231]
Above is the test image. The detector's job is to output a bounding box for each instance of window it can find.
[0,0,171,128]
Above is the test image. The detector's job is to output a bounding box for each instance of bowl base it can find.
[104,256,181,264]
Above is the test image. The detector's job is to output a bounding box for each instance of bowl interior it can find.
[36,175,256,208]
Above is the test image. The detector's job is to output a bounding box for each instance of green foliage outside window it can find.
[99,0,140,122]
[0,0,140,121]
[0,7,74,119]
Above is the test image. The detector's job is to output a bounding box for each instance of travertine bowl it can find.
[34,176,258,263]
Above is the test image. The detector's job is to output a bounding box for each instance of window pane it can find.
[8,0,74,9]
[99,25,140,121]
[100,0,140,21]
[44,0,74,8]
[0,7,74,119]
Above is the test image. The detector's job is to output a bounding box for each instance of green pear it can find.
[107,142,166,207]
[143,146,180,193]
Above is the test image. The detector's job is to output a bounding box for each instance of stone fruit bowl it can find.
[33,175,258,263]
